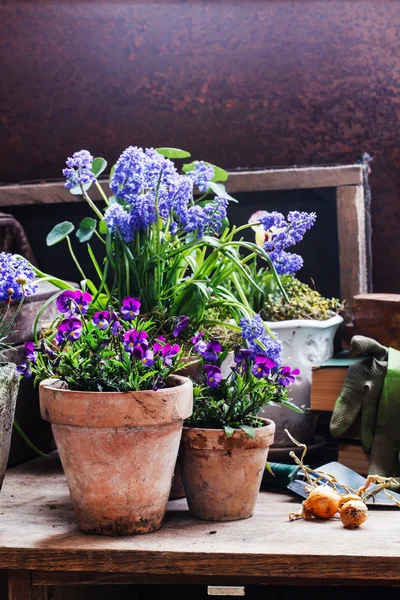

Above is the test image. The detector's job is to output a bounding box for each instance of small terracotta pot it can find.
[180,419,275,521]
[170,351,236,500]
[39,375,193,536]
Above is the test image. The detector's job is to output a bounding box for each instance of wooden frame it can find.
[0,164,367,315]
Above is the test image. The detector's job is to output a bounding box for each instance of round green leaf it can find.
[155,147,191,159]
[91,157,107,178]
[76,217,97,243]
[68,181,93,196]
[46,221,75,246]
[210,163,228,182]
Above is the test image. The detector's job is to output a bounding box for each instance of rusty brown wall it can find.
[1,0,400,292]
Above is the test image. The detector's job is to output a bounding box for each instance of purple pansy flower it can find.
[92,311,110,330]
[120,297,141,320]
[234,348,252,364]
[192,332,207,354]
[17,361,32,378]
[56,290,92,317]
[252,354,276,379]
[24,341,37,363]
[204,364,222,388]
[201,340,222,363]
[56,318,82,344]
[278,366,300,387]
[172,315,189,338]
[160,343,180,366]
[153,336,166,353]
[111,320,121,335]
[122,329,148,353]
[141,348,154,367]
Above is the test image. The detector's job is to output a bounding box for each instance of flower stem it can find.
[66,236,87,283]
[94,180,110,206]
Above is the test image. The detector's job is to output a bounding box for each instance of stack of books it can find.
[311,352,369,475]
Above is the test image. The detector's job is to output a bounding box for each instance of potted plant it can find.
[0,252,38,490]
[241,211,344,446]
[19,290,193,536]
[179,315,301,521]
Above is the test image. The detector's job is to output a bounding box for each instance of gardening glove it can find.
[330,335,388,455]
[330,335,400,476]
[369,347,400,477]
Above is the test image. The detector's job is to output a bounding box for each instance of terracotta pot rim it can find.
[40,373,191,396]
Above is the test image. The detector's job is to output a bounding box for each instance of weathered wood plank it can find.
[225,165,363,193]
[8,570,32,600]
[336,185,368,317]
[0,454,400,583]
[0,165,363,207]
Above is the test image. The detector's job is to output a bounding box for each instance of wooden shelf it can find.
[2,452,400,597]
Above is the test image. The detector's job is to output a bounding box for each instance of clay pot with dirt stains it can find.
[170,351,236,501]
[179,419,275,521]
[39,375,193,536]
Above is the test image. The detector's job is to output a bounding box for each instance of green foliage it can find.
[46,221,74,246]
[76,217,97,242]
[261,275,343,321]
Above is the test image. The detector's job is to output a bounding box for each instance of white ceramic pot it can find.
[259,314,343,446]
[0,363,20,490]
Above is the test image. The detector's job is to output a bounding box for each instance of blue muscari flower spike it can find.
[0,253,37,303]
[240,315,282,367]
[63,150,95,190]
[186,161,215,193]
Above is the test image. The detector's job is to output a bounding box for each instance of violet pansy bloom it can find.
[252,354,275,379]
[204,364,222,389]
[153,336,166,353]
[278,366,300,387]
[120,297,141,320]
[172,315,189,338]
[141,348,154,367]
[111,320,121,336]
[17,361,32,378]
[56,318,82,345]
[92,311,110,330]
[192,332,207,354]
[202,340,222,363]
[123,329,148,353]
[161,343,180,366]
[56,290,92,317]
[24,341,37,363]
[234,348,252,364]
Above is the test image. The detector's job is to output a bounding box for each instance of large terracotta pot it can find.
[39,375,193,536]
[0,363,20,491]
[180,419,275,521]
[260,314,343,446]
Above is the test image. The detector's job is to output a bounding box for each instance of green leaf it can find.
[210,163,228,182]
[265,460,275,476]
[109,164,115,184]
[76,217,97,242]
[46,221,74,246]
[208,181,237,202]
[155,147,191,159]
[68,181,93,196]
[99,220,108,234]
[224,425,235,438]
[240,425,255,439]
[91,157,107,178]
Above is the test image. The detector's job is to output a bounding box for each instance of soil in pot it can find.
[179,419,275,521]
[39,375,193,536]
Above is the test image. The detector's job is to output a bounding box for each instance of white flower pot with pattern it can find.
[259,314,343,446]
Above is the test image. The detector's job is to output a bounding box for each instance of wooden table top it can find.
[1,454,400,585]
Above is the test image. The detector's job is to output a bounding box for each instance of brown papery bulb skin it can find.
[303,486,341,519]
[340,500,368,529]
